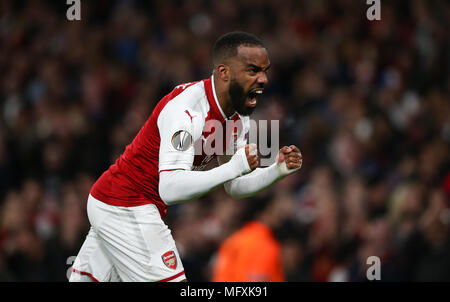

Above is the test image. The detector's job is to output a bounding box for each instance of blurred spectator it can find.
[211,191,293,281]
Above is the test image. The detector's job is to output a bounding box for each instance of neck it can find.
[213,73,235,118]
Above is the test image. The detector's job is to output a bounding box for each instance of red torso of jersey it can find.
[90,77,243,219]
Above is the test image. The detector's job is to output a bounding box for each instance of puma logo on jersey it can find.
[185,110,196,122]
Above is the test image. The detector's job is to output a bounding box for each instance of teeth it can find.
[255,90,263,94]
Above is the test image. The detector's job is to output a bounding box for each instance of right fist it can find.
[244,144,259,171]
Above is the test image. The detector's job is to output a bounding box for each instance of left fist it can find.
[277,145,303,172]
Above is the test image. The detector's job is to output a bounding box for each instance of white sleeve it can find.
[220,115,250,161]
[222,156,301,199]
[234,116,250,150]
[159,147,252,205]
[157,103,203,172]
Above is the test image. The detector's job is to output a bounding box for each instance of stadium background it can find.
[0,0,449,282]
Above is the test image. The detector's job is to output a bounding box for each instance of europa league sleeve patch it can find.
[171,130,193,151]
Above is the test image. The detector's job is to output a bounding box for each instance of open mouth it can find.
[246,88,264,107]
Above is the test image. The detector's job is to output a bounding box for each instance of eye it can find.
[247,68,258,75]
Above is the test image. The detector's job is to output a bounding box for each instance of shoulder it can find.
[159,81,208,120]
[157,81,209,140]
[171,81,208,108]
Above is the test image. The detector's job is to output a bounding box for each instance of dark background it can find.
[0,0,449,281]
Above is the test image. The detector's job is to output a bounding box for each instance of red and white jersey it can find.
[90,76,250,218]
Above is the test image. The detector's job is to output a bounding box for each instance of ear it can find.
[216,64,230,82]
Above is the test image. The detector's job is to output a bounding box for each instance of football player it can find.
[70,31,302,282]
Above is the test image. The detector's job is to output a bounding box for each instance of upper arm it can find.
[220,116,249,192]
[158,101,203,172]
[235,116,250,150]
[219,116,250,165]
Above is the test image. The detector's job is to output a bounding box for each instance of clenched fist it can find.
[244,143,259,171]
[277,145,302,174]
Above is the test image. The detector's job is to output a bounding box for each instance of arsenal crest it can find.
[162,251,177,269]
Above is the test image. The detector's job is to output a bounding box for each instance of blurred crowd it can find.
[0,0,449,281]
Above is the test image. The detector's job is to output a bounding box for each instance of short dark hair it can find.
[212,31,265,66]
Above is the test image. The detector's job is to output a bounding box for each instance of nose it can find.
[257,72,268,86]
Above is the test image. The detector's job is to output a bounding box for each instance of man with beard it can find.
[70,32,303,282]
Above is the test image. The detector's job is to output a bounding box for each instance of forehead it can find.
[235,45,270,67]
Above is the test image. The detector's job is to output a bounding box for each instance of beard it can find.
[229,78,255,116]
